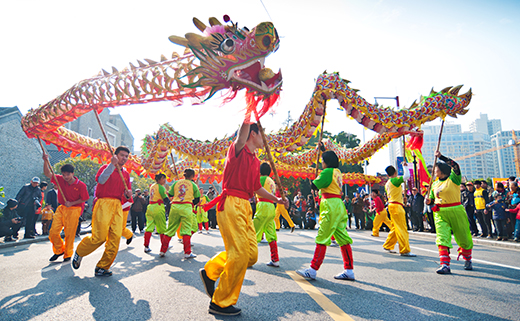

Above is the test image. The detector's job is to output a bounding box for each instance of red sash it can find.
[432,202,462,212]
[202,188,250,212]
[322,193,341,199]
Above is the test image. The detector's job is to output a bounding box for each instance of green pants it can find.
[316,198,352,246]
[434,204,473,249]
[144,203,167,234]
[253,201,277,243]
[165,203,193,237]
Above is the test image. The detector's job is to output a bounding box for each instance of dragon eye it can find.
[262,36,271,48]
[220,38,235,54]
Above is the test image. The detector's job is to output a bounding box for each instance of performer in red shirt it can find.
[199,121,287,316]
[371,190,393,237]
[72,146,132,277]
[42,155,89,262]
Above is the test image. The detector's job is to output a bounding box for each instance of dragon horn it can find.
[440,86,453,93]
[137,60,147,67]
[430,88,436,95]
[209,17,222,26]
[102,69,110,76]
[160,54,167,62]
[193,17,207,32]
[410,100,418,108]
[111,66,119,73]
[168,35,189,48]
[144,58,158,65]
[448,85,463,95]
[129,62,137,70]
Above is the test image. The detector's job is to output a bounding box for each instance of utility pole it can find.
[512,131,520,176]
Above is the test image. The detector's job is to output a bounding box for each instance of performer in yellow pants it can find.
[275,200,294,230]
[73,146,132,276]
[49,206,83,259]
[42,154,89,263]
[382,163,415,256]
[370,190,393,237]
[199,122,285,316]
[121,208,134,242]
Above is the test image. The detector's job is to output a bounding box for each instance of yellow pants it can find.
[274,204,294,229]
[383,203,411,254]
[205,196,257,308]
[372,210,393,237]
[76,198,123,270]
[49,205,82,259]
[121,210,133,240]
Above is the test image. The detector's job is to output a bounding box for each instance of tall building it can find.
[469,113,502,136]
[389,122,494,180]
[490,130,520,178]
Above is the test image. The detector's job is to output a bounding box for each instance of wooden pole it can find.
[314,106,327,179]
[169,152,179,179]
[425,120,446,198]
[197,160,202,185]
[93,110,129,190]
[255,119,286,202]
[37,138,68,203]
[402,134,408,191]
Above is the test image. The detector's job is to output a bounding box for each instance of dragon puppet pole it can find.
[254,116,286,203]
[37,137,68,203]
[93,110,129,191]
[425,119,446,198]
[169,152,179,179]
[314,105,327,179]
[197,160,202,185]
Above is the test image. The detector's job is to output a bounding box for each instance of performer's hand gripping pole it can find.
[37,138,68,203]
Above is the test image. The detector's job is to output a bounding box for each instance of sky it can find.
[1,0,519,175]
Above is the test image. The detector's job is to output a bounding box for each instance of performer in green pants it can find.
[426,151,473,274]
[143,173,170,255]
[253,163,280,267]
[296,144,355,281]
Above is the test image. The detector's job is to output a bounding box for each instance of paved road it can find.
[1,228,519,321]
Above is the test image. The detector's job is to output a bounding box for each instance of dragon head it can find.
[169,16,282,104]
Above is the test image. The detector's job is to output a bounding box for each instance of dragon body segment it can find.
[20,15,472,181]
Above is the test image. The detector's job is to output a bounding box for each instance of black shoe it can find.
[95,267,113,277]
[4,236,14,242]
[49,253,64,262]
[290,226,295,233]
[209,302,241,316]
[126,236,133,245]
[200,268,215,298]
[24,235,35,239]
[12,235,19,240]
[63,257,71,262]
[72,252,82,270]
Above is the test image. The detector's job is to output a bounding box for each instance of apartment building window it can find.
[107,133,117,146]
[87,128,92,138]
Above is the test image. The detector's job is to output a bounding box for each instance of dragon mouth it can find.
[230,58,282,95]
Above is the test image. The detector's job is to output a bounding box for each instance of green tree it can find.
[131,172,155,193]
[54,157,102,196]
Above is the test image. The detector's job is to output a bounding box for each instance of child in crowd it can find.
[41,204,54,235]
[506,203,520,242]
[487,194,509,241]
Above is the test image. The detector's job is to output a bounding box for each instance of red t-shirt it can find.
[51,175,89,207]
[95,164,131,199]
[222,142,261,199]
[373,196,385,213]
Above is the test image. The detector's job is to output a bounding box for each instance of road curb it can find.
[0,225,92,250]
[407,230,520,250]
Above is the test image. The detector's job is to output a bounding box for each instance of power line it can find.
[260,0,273,21]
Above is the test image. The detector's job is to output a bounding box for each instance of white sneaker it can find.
[144,247,152,253]
[266,261,280,267]
[330,240,339,247]
[205,230,210,235]
[184,253,197,259]
[178,239,183,243]
[198,230,203,234]
[296,267,317,280]
[159,252,165,257]
[260,239,268,243]
[334,269,355,281]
